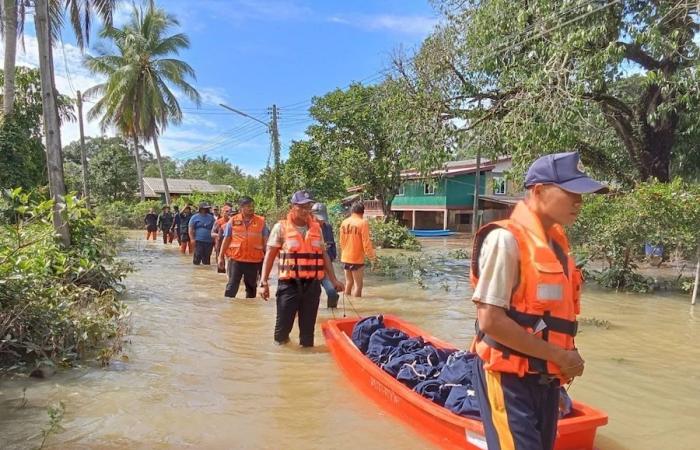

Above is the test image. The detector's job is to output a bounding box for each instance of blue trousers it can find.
[474,357,560,450]
[321,276,339,308]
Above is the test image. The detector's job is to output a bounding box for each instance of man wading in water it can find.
[470,152,607,450]
[258,190,344,347]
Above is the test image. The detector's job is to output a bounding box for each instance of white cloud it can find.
[329,14,438,36]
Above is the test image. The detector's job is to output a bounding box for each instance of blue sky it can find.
[1,0,438,175]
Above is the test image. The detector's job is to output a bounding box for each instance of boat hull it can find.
[322,315,608,450]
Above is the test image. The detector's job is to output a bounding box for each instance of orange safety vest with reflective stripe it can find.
[225,213,266,262]
[278,214,325,280]
[470,201,582,382]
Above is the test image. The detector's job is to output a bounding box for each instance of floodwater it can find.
[1,233,698,449]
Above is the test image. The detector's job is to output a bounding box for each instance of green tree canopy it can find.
[392,0,700,183]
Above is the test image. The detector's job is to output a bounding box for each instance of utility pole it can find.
[219,102,282,206]
[35,0,70,246]
[471,148,481,234]
[270,104,282,207]
[76,90,90,207]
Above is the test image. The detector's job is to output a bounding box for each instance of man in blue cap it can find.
[469,152,607,450]
[258,190,344,347]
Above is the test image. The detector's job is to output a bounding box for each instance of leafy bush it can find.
[369,218,420,250]
[0,189,130,372]
[94,199,162,228]
[569,179,700,291]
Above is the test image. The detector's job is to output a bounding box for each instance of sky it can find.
[1,0,439,175]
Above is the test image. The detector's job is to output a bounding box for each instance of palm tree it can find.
[84,2,200,204]
[33,0,116,246]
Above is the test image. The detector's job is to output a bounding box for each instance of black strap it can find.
[478,332,548,374]
[278,264,325,272]
[505,309,578,336]
[279,252,322,259]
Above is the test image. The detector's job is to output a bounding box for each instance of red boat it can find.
[322,315,608,450]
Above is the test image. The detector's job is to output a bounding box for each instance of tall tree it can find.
[395,0,700,183]
[308,83,403,216]
[1,0,18,115]
[85,2,200,204]
[30,0,116,246]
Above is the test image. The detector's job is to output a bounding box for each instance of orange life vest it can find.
[470,201,582,382]
[278,214,325,280]
[225,213,266,262]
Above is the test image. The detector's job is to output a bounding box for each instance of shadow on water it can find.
[0,233,697,449]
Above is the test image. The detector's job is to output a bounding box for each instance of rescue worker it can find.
[178,204,194,255]
[157,205,174,244]
[218,196,268,298]
[213,205,232,263]
[470,151,608,450]
[144,208,158,240]
[171,205,181,245]
[258,190,344,347]
[339,202,376,297]
[188,202,216,265]
[311,202,340,308]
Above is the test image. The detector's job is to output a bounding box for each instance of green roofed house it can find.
[352,156,522,232]
[142,177,234,203]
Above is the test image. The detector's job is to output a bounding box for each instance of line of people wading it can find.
[143,152,607,450]
[144,190,375,347]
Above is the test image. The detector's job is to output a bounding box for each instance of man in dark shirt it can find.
[157,205,175,244]
[188,202,216,265]
[144,208,158,240]
[178,205,194,254]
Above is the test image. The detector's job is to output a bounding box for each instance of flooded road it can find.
[1,233,699,449]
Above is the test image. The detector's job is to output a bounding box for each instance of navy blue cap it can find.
[291,190,314,205]
[524,152,608,194]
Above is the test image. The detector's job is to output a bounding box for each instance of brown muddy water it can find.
[1,233,698,449]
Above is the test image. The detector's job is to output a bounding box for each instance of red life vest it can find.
[278,214,325,280]
[470,201,582,382]
[225,213,266,262]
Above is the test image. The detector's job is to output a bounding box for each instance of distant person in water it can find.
[189,202,216,265]
[311,202,340,308]
[144,208,158,240]
[178,205,194,254]
[339,202,376,297]
[157,205,175,244]
[171,205,181,244]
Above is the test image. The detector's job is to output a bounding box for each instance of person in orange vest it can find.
[218,197,268,298]
[339,202,376,297]
[258,190,344,347]
[470,152,608,450]
[213,204,233,266]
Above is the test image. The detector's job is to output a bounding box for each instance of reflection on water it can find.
[1,233,698,449]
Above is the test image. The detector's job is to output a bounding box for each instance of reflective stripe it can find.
[537,283,563,301]
[484,369,515,450]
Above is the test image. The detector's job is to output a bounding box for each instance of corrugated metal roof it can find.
[142,178,234,197]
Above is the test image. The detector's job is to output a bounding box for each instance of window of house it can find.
[493,176,506,195]
[397,184,405,196]
[424,181,436,195]
[456,213,472,225]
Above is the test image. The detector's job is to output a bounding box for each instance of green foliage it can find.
[570,179,700,291]
[94,199,162,229]
[0,68,48,189]
[369,218,421,250]
[39,401,65,450]
[393,1,700,183]
[371,253,436,289]
[63,136,140,202]
[281,140,346,203]
[0,189,130,371]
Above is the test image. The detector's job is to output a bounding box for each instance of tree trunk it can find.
[152,135,170,205]
[2,0,17,115]
[132,134,145,201]
[34,0,70,246]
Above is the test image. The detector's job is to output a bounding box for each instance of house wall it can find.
[392,178,447,208]
[445,172,487,207]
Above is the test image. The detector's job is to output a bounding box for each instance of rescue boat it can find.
[321,315,608,450]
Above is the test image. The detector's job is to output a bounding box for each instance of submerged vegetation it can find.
[0,189,130,373]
